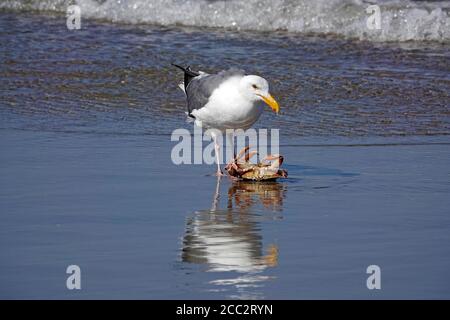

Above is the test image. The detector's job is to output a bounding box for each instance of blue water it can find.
[1,129,449,299]
[0,11,449,299]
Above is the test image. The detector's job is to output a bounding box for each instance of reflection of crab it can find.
[225,147,288,181]
[228,180,285,212]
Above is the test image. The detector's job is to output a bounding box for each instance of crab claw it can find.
[262,155,284,170]
[262,154,281,161]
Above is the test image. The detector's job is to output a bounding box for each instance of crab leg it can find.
[244,150,258,163]
[235,146,250,162]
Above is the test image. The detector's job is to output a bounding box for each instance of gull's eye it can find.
[252,84,259,89]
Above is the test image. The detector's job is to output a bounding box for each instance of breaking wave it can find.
[1,0,450,42]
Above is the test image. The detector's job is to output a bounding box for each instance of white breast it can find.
[192,77,263,131]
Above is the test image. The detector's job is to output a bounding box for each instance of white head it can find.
[239,75,279,113]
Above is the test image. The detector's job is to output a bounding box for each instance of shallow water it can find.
[0,11,450,299]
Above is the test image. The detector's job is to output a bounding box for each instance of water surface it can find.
[0,10,449,299]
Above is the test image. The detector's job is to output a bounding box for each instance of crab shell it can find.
[225,155,288,181]
[242,164,288,181]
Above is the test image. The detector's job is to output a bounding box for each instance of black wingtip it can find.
[171,63,186,72]
[171,63,200,89]
[171,63,199,75]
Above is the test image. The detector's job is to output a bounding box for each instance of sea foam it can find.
[1,0,449,42]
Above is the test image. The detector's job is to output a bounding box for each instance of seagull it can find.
[173,64,279,176]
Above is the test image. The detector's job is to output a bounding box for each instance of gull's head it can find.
[239,75,279,113]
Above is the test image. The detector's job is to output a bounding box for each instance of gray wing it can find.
[185,68,245,116]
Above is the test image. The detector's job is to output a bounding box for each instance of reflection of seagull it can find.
[182,179,284,273]
[173,64,280,175]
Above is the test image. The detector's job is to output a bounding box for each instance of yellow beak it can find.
[259,93,280,114]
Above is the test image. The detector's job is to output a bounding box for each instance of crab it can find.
[225,147,288,181]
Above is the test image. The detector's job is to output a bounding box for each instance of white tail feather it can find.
[185,112,194,123]
[178,83,185,94]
